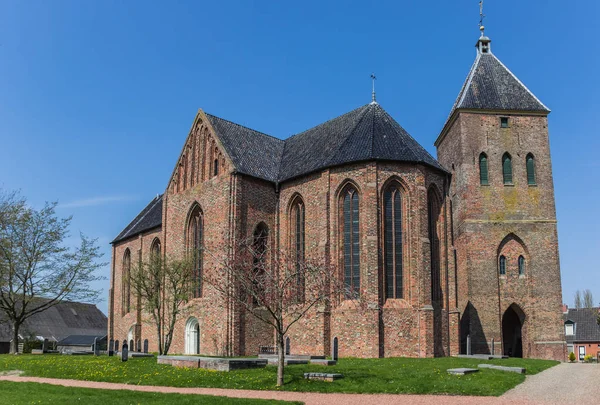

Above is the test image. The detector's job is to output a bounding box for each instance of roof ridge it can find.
[489,53,551,112]
[325,104,373,167]
[456,53,482,109]
[205,113,283,142]
[285,104,370,141]
[382,107,439,165]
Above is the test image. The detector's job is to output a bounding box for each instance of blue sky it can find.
[1,1,598,315]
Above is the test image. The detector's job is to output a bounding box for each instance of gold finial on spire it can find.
[479,0,486,37]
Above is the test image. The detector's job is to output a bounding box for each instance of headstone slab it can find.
[447,368,479,376]
[478,364,526,374]
[115,340,119,352]
[93,337,100,356]
[285,337,290,356]
[143,339,149,354]
[121,342,129,362]
[332,337,339,361]
[108,339,114,357]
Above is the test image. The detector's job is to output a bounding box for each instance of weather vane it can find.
[479,0,486,36]
[371,73,377,104]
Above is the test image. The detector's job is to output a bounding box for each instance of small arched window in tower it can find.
[187,205,203,298]
[479,153,489,185]
[122,249,131,315]
[499,255,506,276]
[526,154,536,185]
[291,197,305,303]
[384,184,403,299]
[252,223,269,306]
[518,256,525,276]
[502,153,513,185]
[342,185,360,299]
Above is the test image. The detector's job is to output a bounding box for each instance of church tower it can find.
[434,28,566,360]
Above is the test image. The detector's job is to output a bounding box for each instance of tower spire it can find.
[479,0,486,37]
[476,0,491,54]
[370,73,377,104]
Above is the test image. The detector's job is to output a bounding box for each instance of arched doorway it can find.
[502,304,525,358]
[185,317,200,354]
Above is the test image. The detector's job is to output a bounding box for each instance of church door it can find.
[502,304,524,358]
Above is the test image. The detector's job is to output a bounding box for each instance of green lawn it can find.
[0,354,558,396]
[0,381,299,405]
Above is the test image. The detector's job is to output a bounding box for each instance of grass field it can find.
[0,354,558,396]
[0,381,300,405]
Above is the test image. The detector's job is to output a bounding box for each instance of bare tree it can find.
[583,289,594,309]
[204,232,356,387]
[574,290,582,309]
[130,253,194,355]
[0,190,104,353]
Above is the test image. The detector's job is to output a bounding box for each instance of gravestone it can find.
[136,340,141,352]
[285,337,290,356]
[115,340,119,353]
[491,338,495,356]
[466,334,471,356]
[108,339,114,356]
[93,337,100,356]
[42,338,49,353]
[121,342,128,362]
[129,340,134,352]
[143,339,149,354]
[332,337,338,361]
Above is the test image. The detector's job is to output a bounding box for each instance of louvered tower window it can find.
[502,153,513,185]
[526,154,536,185]
[384,185,403,299]
[499,255,506,276]
[342,186,360,299]
[518,256,525,276]
[479,153,489,185]
[291,198,305,302]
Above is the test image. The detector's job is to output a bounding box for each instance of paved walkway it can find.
[0,374,539,405]
[503,362,600,405]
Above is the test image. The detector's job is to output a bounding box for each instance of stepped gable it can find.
[112,194,162,244]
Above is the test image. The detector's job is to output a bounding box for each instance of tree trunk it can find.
[10,321,20,354]
[276,332,285,387]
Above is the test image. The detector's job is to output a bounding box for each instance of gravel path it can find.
[503,362,600,405]
[0,375,541,405]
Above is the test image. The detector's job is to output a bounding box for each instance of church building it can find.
[108,30,566,361]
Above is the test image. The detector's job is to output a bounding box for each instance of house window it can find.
[502,153,513,185]
[291,197,305,302]
[479,153,489,185]
[384,184,403,299]
[499,255,506,276]
[526,154,536,185]
[518,255,525,276]
[500,117,509,128]
[342,185,360,299]
[187,205,203,298]
[565,323,574,336]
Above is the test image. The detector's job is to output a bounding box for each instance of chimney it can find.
[562,304,568,314]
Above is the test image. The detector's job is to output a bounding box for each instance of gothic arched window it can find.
[499,255,507,276]
[252,223,269,306]
[290,197,305,302]
[187,205,203,298]
[502,153,513,185]
[479,153,489,185]
[384,184,403,299]
[428,189,442,302]
[518,255,525,276]
[526,154,536,185]
[122,249,131,315]
[341,185,360,299]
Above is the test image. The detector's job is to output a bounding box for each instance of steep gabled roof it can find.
[112,194,162,244]
[279,103,444,181]
[206,114,284,183]
[564,308,600,343]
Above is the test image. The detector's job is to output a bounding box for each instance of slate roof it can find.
[0,300,107,343]
[564,308,600,343]
[58,334,107,346]
[206,114,284,183]
[112,194,163,244]
[279,103,445,181]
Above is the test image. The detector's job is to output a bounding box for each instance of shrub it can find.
[568,352,576,362]
[584,354,594,363]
